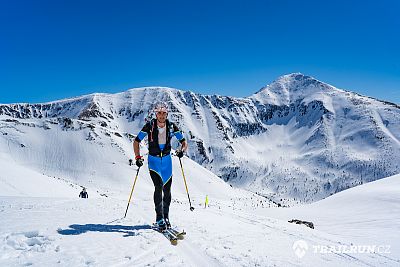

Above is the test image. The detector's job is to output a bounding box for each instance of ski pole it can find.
[178,157,195,211]
[124,166,141,218]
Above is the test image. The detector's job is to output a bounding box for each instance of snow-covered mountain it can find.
[1,73,399,205]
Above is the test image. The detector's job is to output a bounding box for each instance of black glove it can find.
[176,150,184,158]
[135,156,144,167]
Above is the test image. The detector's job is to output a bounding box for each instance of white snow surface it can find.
[0,149,399,266]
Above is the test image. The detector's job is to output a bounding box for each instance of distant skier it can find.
[79,188,88,198]
[129,159,133,166]
[133,102,188,231]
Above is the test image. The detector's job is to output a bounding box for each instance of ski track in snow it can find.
[120,203,224,267]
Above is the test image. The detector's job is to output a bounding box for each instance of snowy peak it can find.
[251,73,336,106]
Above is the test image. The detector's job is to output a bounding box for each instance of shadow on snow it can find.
[57,224,152,237]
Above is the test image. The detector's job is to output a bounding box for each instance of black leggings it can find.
[150,170,172,221]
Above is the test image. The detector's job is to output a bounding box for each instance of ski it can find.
[152,224,178,245]
[166,227,186,240]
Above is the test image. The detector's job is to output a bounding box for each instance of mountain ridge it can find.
[1,73,399,206]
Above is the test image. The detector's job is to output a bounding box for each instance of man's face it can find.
[156,111,167,123]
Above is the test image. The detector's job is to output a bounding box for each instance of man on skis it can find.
[79,188,88,198]
[133,102,188,231]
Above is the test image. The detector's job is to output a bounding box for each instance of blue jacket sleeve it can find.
[135,122,150,142]
[172,123,186,143]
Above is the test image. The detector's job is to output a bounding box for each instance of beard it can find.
[157,117,166,124]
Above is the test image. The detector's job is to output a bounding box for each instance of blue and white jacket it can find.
[135,119,185,184]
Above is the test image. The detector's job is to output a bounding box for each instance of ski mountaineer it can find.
[133,102,188,231]
[79,188,88,198]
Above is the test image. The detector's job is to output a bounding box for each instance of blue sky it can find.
[1,0,399,104]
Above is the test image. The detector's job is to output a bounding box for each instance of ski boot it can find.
[155,218,167,231]
[165,218,171,229]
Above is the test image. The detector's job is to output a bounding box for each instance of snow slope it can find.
[266,173,400,255]
[1,153,399,266]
